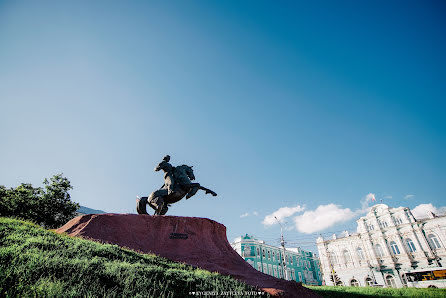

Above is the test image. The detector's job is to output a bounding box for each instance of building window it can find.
[385,275,397,288]
[328,252,338,265]
[273,266,277,277]
[343,250,352,264]
[263,264,267,273]
[243,246,252,257]
[268,250,271,259]
[356,247,365,259]
[406,239,416,252]
[375,244,384,257]
[390,241,400,255]
[298,272,302,282]
[262,249,265,257]
[428,234,442,249]
[257,263,261,272]
[382,221,388,228]
[279,268,282,278]
[290,256,293,265]
[365,277,373,286]
[257,247,260,256]
[350,279,360,287]
[272,251,275,260]
[285,255,288,263]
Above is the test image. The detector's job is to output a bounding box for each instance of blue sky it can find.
[1,0,445,253]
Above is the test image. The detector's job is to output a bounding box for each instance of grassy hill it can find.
[0,217,260,297]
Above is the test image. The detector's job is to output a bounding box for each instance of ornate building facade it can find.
[316,204,446,288]
[231,234,322,285]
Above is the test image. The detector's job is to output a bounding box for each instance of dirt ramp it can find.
[56,214,318,297]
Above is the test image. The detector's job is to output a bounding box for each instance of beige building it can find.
[316,204,446,288]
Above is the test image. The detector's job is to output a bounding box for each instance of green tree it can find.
[0,174,79,228]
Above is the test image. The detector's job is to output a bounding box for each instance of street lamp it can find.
[274,216,289,280]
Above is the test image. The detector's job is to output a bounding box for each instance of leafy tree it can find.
[0,174,79,228]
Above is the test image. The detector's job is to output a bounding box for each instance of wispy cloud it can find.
[411,203,446,219]
[293,204,357,234]
[240,211,259,218]
[404,194,415,200]
[262,205,305,226]
[360,193,376,211]
[383,195,392,199]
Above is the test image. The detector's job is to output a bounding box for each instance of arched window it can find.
[375,244,384,257]
[257,247,260,256]
[356,247,365,259]
[390,241,400,255]
[406,239,416,252]
[336,280,344,286]
[428,234,442,249]
[328,252,338,265]
[343,250,352,263]
[268,250,271,259]
[350,279,360,287]
[385,275,397,288]
[365,277,373,286]
[262,249,265,257]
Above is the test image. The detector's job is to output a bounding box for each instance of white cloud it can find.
[240,211,259,218]
[360,193,376,211]
[411,203,446,219]
[383,195,392,199]
[404,194,415,200]
[262,205,305,226]
[293,204,357,234]
[240,212,249,218]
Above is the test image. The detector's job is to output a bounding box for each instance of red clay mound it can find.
[56,214,318,297]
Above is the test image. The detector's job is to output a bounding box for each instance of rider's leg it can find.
[165,174,175,195]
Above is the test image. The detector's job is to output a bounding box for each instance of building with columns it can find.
[231,234,322,285]
[316,204,446,288]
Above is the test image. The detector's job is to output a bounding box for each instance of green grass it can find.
[0,217,263,298]
[306,285,446,297]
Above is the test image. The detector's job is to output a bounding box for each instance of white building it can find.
[316,204,446,288]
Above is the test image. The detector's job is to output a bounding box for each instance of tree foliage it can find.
[0,174,79,228]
